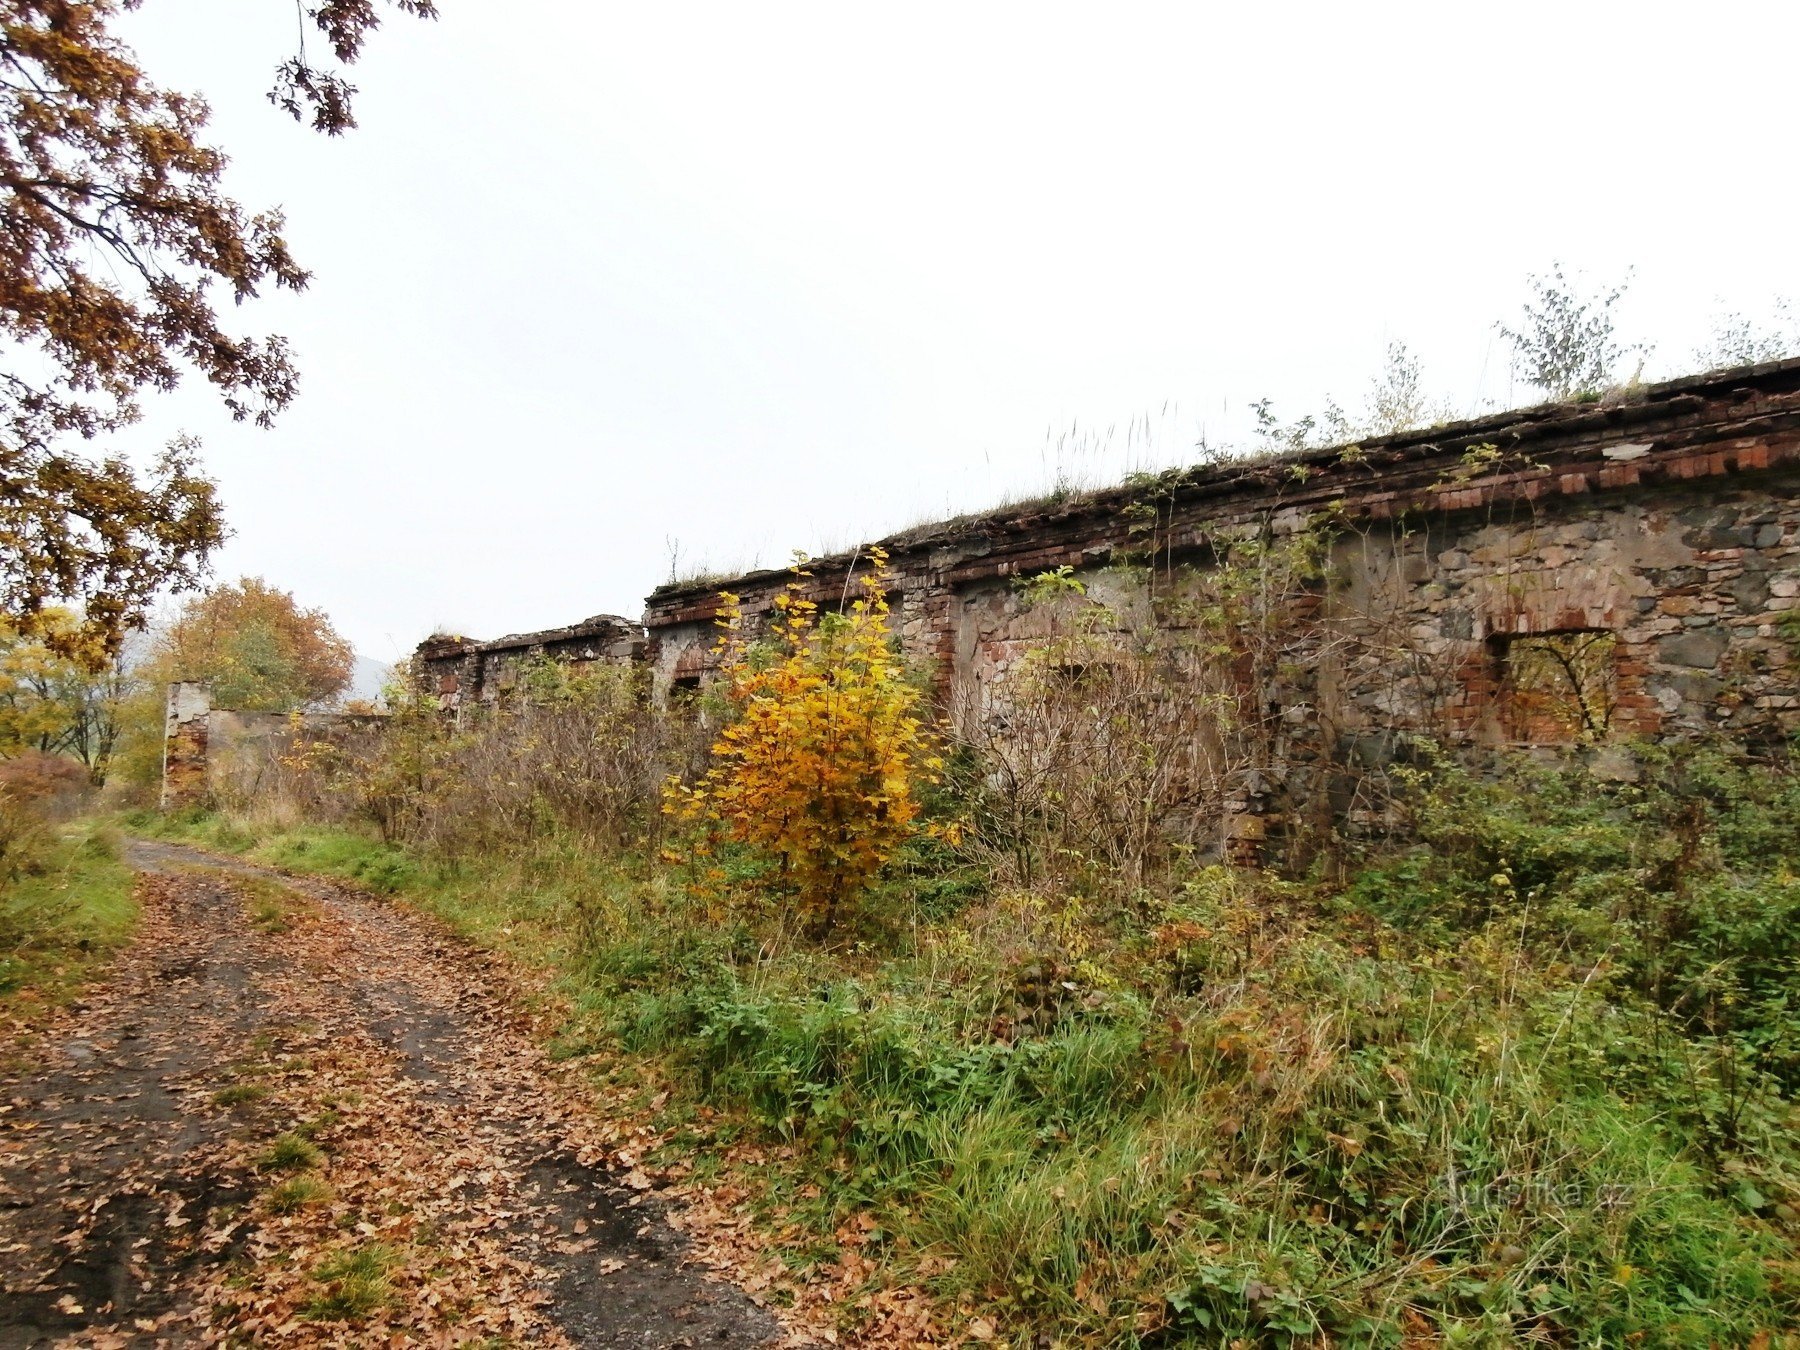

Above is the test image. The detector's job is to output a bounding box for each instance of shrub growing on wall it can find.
[953,520,1341,891]
[668,549,939,939]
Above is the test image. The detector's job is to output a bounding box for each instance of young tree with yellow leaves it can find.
[667,549,939,940]
[0,608,134,782]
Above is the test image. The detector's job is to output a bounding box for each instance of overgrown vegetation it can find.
[951,536,1333,892]
[0,788,133,1015]
[283,655,701,854]
[1250,340,1457,452]
[1497,264,1647,402]
[139,533,1800,1347]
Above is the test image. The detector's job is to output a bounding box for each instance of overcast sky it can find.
[119,1,1800,664]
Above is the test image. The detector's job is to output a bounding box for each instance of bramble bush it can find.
[950,532,1337,895]
[271,657,703,857]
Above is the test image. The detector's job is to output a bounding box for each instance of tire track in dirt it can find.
[0,839,785,1348]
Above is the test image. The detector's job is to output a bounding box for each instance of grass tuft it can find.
[249,896,290,933]
[259,1132,325,1172]
[267,1173,334,1214]
[211,1082,268,1108]
[302,1242,397,1321]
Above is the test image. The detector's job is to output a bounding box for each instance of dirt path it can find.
[0,840,784,1348]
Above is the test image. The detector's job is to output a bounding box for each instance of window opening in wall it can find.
[1490,629,1619,744]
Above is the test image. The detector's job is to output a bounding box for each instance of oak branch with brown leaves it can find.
[0,0,432,656]
[273,0,439,136]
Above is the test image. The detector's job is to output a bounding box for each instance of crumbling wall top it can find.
[642,358,1800,627]
[417,614,644,661]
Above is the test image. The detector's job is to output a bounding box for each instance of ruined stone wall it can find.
[1328,477,1800,749]
[417,360,1800,851]
[639,363,1800,749]
[415,615,646,715]
[159,683,386,809]
[160,681,212,809]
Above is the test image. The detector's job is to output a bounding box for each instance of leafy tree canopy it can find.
[146,576,353,712]
[0,604,132,777]
[0,0,430,657]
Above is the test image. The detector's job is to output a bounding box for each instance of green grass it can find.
[0,822,136,1011]
[249,897,289,933]
[212,1082,268,1108]
[128,807,421,891]
[129,808,601,971]
[228,873,316,936]
[127,754,1800,1346]
[259,1132,325,1172]
[302,1242,397,1321]
[267,1173,334,1215]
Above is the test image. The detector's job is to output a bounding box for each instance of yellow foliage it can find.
[666,549,939,937]
[0,608,132,781]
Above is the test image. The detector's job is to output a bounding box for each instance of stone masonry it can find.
[413,614,647,713]
[160,681,213,810]
[160,683,384,810]
[415,359,1800,845]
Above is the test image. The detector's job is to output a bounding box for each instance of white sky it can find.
[118,0,1800,664]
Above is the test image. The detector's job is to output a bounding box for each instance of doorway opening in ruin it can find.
[1488,629,1620,744]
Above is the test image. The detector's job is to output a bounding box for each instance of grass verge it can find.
[0,822,136,1021]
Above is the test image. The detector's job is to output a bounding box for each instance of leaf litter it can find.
[0,840,837,1347]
